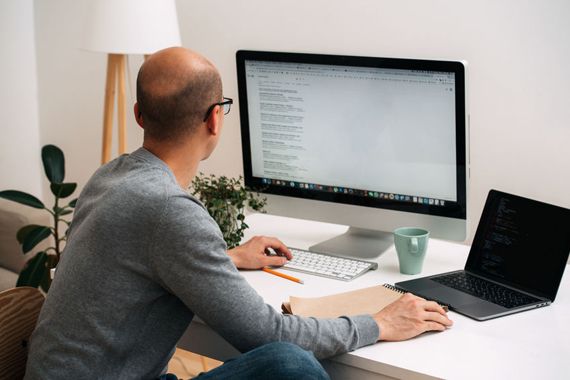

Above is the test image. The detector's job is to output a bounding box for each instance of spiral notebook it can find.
[281,284,447,318]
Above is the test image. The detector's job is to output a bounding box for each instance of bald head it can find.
[136,47,222,142]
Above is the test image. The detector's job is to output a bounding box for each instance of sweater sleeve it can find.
[148,194,379,359]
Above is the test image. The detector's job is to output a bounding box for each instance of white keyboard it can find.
[282,248,378,281]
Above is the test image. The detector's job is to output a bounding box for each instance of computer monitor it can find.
[236,50,468,259]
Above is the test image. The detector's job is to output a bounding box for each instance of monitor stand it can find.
[309,227,393,260]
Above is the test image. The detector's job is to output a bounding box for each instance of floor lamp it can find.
[82,0,181,164]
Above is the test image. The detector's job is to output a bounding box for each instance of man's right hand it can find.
[373,293,453,341]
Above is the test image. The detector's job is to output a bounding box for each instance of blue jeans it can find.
[192,342,330,380]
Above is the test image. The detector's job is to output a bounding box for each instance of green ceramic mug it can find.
[394,227,430,275]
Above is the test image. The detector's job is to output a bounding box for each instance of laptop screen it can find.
[466,190,570,300]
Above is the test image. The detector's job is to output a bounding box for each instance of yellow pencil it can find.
[262,267,304,284]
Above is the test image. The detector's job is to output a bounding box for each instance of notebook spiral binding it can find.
[382,284,406,293]
[383,283,450,311]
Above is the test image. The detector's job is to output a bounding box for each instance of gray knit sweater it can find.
[25,148,379,379]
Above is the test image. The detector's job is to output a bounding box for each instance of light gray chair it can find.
[0,199,49,291]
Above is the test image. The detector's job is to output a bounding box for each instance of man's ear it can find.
[134,103,143,128]
[205,105,221,136]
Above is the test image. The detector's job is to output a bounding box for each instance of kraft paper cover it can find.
[285,284,404,318]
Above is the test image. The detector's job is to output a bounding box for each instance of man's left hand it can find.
[227,236,292,269]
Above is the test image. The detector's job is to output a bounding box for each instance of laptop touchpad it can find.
[421,285,483,308]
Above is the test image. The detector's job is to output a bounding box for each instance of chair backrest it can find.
[0,287,45,379]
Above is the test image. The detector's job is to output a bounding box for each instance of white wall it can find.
[34,0,144,196]
[176,0,570,243]
[0,0,43,197]
[8,0,570,243]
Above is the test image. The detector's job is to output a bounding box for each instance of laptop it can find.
[396,189,570,321]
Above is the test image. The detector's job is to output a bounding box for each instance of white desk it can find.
[179,214,570,380]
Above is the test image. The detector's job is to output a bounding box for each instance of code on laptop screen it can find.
[466,190,570,300]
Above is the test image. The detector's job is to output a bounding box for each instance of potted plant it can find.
[191,173,266,249]
[0,145,77,291]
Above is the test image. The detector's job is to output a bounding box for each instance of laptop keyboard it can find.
[432,272,541,309]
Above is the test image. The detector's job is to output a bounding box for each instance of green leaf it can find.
[59,209,73,216]
[68,198,78,208]
[50,182,77,198]
[40,268,51,292]
[42,144,65,183]
[21,225,51,253]
[16,251,48,288]
[0,190,45,209]
[17,224,47,244]
[39,254,56,292]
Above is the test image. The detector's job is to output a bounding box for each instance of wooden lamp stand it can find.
[101,54,127,164]
[84,0,181,165]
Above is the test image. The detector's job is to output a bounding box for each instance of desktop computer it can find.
[236,50,469,259]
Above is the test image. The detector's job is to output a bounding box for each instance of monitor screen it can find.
[237,50,468,256]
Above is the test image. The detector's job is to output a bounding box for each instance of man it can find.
[26,47,452,379]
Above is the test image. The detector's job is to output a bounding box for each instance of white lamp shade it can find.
[82,0,181,55]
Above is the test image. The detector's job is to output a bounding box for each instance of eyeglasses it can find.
[203,97,233,122]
